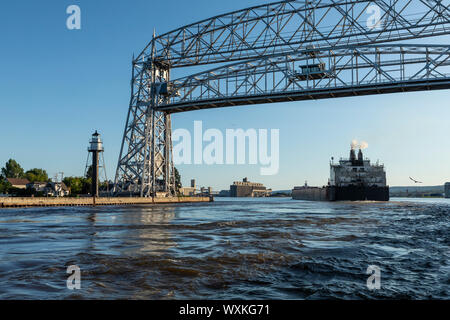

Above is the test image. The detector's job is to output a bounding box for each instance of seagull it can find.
[409,177,423,184]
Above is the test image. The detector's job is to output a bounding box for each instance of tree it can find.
[174,167,182,192]
[85,165,93,180]
[63,177,83,195]
[25,168,49,183]
[1,159,24,179]
[63,176,91,196]
[82,177,92,194]
[0,177,12,194]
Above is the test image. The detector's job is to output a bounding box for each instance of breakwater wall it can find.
[0,196,213,208]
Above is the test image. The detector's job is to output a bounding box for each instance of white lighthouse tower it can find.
[87,131,105,198]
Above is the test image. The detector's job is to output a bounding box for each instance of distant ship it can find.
[292,145,389,201]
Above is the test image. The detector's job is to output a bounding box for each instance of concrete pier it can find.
[0,196,213,208]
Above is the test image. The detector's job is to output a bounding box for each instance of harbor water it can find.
[0,198,449,299]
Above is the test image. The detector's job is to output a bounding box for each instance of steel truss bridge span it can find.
[142,0,450,67]
[157,44,450,113]
[114,0,450,197]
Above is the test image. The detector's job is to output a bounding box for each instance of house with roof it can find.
[44,182,70,197]
[26,182,48,194]
[6,178,30,189]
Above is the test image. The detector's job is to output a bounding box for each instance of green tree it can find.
[82,177,92,194]
[174,167,182,191]
[1,159,24,179]
[63,176,92,195]
[0,177,12,194]
[24,168,49,183]
[85,166,109,192]
[85,165,93,180]
[63,177,83,195]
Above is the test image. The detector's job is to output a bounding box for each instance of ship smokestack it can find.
[358,149,363,162]
[350,140,358,162]
[350,148,356,162]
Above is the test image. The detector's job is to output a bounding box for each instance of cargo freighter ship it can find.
[292,144,389,201]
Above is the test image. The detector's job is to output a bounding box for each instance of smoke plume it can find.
[351,139,359,150]
[359,141,369,150]
[351,140,369,150]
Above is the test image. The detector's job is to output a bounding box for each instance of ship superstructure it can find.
[293,145,389,201]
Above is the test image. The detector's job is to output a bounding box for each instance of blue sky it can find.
[1,0,449,191]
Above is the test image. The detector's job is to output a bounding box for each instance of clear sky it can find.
[1,0,449,191]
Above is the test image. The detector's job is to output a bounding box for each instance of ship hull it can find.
[330,186,389,201]
[292,186,389,202]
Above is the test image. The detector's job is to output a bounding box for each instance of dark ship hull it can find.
[292,186,389,202]
[329,186,389,201]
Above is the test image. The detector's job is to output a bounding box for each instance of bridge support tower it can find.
[114,39,175,197]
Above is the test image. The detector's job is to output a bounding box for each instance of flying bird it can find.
[409,177,423,184]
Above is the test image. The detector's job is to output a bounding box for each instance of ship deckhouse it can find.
[293,144,389,202]
[330,148,387,188]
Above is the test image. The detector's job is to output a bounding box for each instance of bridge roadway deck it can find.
[159,78,450,113]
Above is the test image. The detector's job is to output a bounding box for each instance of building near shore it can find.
[179,179,196,196]
[199,187,213,197]
[23,181,70,197]
[445,183,450,198]
[26,182,48,193]
[45,182,70,197]
[6,178,30,189]
[179,187,196,196]
[230,178,271,197]
[218,190,230,197]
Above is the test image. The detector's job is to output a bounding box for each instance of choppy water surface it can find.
[0,197,449,299]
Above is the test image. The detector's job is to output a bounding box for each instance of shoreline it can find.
[0,196,213,208]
